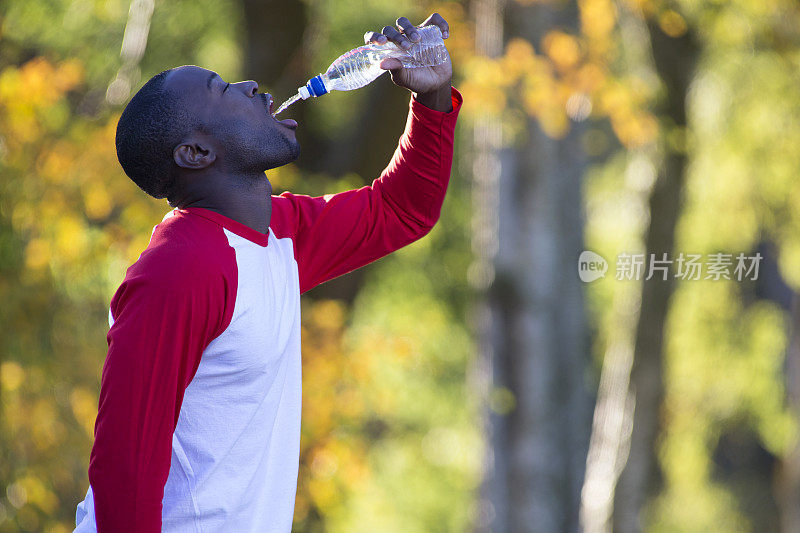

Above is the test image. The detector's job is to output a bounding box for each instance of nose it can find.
[233,80,259,97]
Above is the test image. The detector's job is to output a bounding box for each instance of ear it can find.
[174,140,216,170]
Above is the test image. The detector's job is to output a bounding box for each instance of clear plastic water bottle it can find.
[273,25,448,115]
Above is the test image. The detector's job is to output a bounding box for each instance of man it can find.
[75,13,461,532]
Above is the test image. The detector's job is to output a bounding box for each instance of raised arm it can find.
[270,14,461,293]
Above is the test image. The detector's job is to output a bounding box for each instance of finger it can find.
[379,57,403,70]
[421,12,449,39]
[382,25,412,50]
[396,16,420,42]
[364,31,388,45]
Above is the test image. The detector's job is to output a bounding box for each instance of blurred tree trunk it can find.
[612,19,698,533]
[475,0,593,530]
[778,294,800,532]
[241,0,307,98]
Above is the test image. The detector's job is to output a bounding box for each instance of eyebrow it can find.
[206,72,218,91]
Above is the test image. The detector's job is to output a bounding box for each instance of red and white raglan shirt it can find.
[74,86,462,532]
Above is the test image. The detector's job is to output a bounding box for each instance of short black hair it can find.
[115,69,189,199]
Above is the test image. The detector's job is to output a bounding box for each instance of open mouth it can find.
[262,93,298,130]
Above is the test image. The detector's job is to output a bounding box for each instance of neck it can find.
[173,170,273,234]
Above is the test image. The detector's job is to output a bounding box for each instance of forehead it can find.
[164,66,219,93]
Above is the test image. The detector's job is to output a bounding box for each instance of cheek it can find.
[220,100,269,129]
[211,112,281,155]
[217,117,265,144]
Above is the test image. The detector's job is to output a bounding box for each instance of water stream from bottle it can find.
[272,93,302,117]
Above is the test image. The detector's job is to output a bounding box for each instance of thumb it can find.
[380,58,403,70]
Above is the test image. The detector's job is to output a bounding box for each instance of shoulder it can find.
[123,209,237,294]
[109,210,238,326]
[270,191,326,239]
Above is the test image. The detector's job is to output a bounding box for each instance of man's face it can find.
[164,65,300,174]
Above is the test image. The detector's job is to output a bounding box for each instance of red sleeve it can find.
[271,86,463,293]
[88,218,236,532]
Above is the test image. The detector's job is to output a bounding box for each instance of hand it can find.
[363,14,453,96]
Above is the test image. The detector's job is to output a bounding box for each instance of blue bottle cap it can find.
[306,75,328,97]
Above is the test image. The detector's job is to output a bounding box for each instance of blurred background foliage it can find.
[1,0,799,531]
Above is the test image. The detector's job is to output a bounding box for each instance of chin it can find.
[265,142,300,170]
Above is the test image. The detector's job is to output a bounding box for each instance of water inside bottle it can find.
[273,93,302,117]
